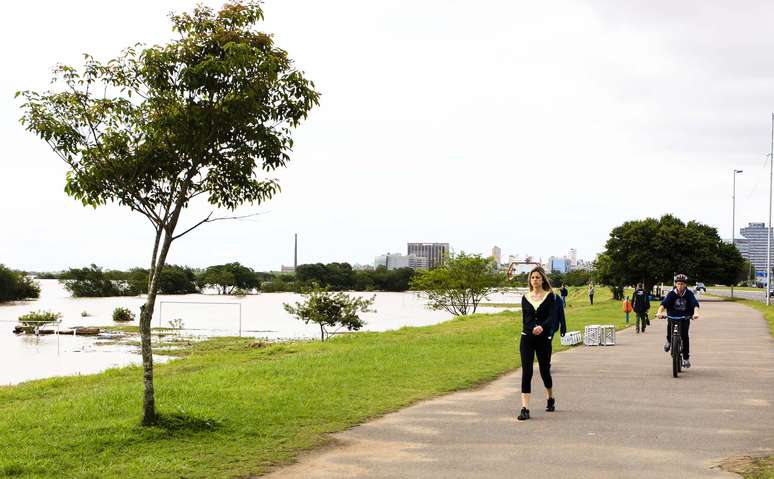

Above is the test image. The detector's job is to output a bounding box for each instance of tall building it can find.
[492,246,502,265]
[407,243,449,269]
[568,248,577,267]
[374,253,429,270]
[736,222,774,276]
[548,256,570,274]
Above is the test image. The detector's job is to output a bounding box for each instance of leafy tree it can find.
[597,214,746,296]
[410,252,504,316]
[284,286,375,341]
[0,265,41,302]
[60,264,125,297]
[198,262,258,294]
[18,2,318,425]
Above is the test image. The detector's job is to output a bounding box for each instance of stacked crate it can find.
[560,330,582,346]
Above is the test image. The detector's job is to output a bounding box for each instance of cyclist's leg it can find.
[681,319,691,359]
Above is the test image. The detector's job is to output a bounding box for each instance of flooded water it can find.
[0,280,522,385]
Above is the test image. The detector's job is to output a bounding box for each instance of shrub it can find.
[18,310,62,328]
[112,307,136,322]
[0,265,41,302]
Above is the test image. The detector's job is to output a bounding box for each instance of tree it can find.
[0,265,41,302]
[597,215,746,296]
[410,252,504,316]
[60,264,125,297]
[283,286,375,341]
[18,2,319,425]
[198,262,258,294]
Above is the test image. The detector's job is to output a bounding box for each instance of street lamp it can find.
[732,169,743,298]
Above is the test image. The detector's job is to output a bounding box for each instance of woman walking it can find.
[517,266,558,421]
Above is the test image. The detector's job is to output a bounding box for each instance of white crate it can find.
[600,325,616,345]
[584,325,601,346]
[560,330,582,346]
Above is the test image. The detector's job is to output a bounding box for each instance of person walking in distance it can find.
[588,283,595,305]
[631,283,650,333]
[656,274,700,368]
[517,267,558,421]
[559,283,568,306]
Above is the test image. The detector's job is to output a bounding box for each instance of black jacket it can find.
[521,291,557,338]
[631,288,650,313]
[553,295,567,337]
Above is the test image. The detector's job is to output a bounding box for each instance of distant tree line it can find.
[41,262,416,297]
[510,269,592,288]
[0,264,40,302]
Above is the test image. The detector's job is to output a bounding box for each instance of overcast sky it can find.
[2,0,774,272]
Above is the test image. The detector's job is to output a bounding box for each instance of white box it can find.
[584,325,601,346]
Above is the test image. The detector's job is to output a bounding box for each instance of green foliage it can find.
[18,0,319,424]
[0,265,41,302]
[198,262,258,294]
[0,288,628,478]
[60,264,126,297]
[112,307,136,322]
[18,310,62,328]
[283,286,375,340]
[293,263,415,292]
[410,252,505,316]
[597,215,746,294]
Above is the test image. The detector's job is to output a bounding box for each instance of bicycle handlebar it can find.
[665,315,691,320]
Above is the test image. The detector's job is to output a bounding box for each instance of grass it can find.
[0,287,629,478]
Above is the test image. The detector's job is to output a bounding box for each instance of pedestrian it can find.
[588,283,595,305]
[631,283,650,333]
[560,283,568,306]
[517,266,558,421]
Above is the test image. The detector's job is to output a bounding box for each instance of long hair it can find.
[528,266,552,292]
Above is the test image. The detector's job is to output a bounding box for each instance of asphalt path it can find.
[262,298,774,479]
[707,288,769,303]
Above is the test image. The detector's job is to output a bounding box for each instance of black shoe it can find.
[683,359,691,369]
[663,341,670,352]
[546,397,555,412]
[636,329,640,334]
[517,407,530,421]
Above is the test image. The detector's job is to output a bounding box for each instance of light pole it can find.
[768,113,774,305]
[732,169,743,298]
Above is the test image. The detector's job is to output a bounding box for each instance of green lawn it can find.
[0,287,629,478]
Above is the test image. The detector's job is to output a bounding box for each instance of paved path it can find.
[708,288,768,303]
[264,300,774,478]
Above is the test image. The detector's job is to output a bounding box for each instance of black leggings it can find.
[520,334,553,393]
[666,318,691,359]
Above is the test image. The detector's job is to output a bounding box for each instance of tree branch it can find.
[171,211,267,241]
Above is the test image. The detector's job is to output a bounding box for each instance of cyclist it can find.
[655,274,700,368]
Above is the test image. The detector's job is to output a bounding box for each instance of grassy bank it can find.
[0,287,628,478]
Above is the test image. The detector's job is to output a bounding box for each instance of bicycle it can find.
[665,315,690,378]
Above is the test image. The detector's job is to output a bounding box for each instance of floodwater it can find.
[0,280,522,385]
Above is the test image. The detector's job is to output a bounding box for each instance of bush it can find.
[18,310,62,328]
[0,265,41,302]
[112,307,136,322]
[60,264,125,297]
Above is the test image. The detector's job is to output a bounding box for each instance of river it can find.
[0,280,522,385]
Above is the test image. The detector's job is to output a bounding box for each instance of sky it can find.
[2,0,774,272]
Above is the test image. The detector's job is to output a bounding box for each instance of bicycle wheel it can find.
[677,337,682,373]
[671,334,680,378]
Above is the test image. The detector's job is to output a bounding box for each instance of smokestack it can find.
[294,233,298,270]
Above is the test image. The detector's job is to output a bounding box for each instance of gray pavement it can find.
[707,288,768,303]
[263,299,774,479]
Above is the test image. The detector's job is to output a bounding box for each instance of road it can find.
[707,288,769,302]
[262,298,774,479]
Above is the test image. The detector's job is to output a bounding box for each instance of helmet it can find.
[675,274,688,284]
